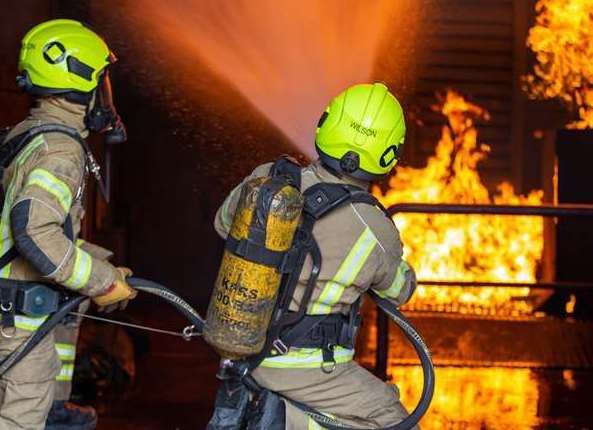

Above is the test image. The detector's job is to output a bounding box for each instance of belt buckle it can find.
[273,338,289,355]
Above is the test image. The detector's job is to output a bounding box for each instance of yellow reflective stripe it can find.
[25,168,73,211]
[310,227,377,315]
[63,248,92,290]
[56,363,74,381]
[309,418,325,430]
[17,135,46,165]
[374,260,411,300]
[260,347,354,369]
[14,315,48,331]
[0,135,46,278]
[55,342,76,361]
[76,238,85,247]
[308,413,335,430]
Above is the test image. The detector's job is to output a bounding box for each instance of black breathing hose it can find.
[0,278,434,430]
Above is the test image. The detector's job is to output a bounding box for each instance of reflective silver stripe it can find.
[14,315,48,331]
[308,411,335,429]
[25,168,73,211]
[310,227,377,315]
[374,260,411,299]
[260,347,355,369]
[56,363,74,381]
[55,342,76,361]
[63,248,92,289]
[309,417,325,430]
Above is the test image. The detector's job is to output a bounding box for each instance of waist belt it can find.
[0,279,61,330]
[271,309,362,369]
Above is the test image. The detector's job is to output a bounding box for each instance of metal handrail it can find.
[416,280,593,290]
[387,202,593,217]
[374,202,593,380]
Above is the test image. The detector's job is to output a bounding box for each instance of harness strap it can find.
[0,280,16,329]
[225,236,286,269]
[269,156,302,191]
[0,248,19,272]
[0,124,88,170]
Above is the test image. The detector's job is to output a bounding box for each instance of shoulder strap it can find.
[303,182,391,220]
[0,124,88,170]
[269,156,302,190]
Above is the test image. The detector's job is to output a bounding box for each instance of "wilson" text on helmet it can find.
[350,121,377,137]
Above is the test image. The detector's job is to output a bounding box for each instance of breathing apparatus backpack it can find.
[205,157,435,430]
[204,159,304,359]
[204,157,389,366]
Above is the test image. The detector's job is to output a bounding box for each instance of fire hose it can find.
[0,278,434,430]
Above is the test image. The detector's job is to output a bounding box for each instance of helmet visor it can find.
[85,69,127,143]
[96,70,116,118]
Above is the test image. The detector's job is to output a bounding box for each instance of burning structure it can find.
[374,91,544,316]
[523,0,593,129]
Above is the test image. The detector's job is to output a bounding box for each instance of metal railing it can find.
[374,203,593,380]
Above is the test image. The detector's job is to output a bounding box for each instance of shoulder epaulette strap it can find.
[269,155,302,190]
[303,182,392,221]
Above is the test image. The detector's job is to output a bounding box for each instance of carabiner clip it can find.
[182,325,197,341]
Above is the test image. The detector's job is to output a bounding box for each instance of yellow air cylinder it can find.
[204,176,303,359]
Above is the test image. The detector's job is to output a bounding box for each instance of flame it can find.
[392,366,540,429]
[373,91,544,315]
[524,0,593,129]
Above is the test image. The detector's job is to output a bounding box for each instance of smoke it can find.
[97,0,424,157]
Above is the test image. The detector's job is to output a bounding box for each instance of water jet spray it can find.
[95,0,424,157]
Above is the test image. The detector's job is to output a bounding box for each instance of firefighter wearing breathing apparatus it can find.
[0,19,136,430]
[207,82,419,429]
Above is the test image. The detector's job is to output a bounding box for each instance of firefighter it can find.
[212,83,418,429]
[0,19,136,430]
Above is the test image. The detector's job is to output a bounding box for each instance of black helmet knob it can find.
[340,151,360,174]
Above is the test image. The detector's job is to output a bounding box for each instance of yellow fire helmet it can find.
[315,82,406,181]
[17,19,115,104]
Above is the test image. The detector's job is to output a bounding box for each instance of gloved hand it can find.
[93,267,137,313]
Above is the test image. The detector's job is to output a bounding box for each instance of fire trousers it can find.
[0,327,60,430]
[53,300,88,401]
[252,360,418,430]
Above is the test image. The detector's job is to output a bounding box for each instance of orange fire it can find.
[392,366,540,429]
[373,91,544,315]
[524,0,593,129]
